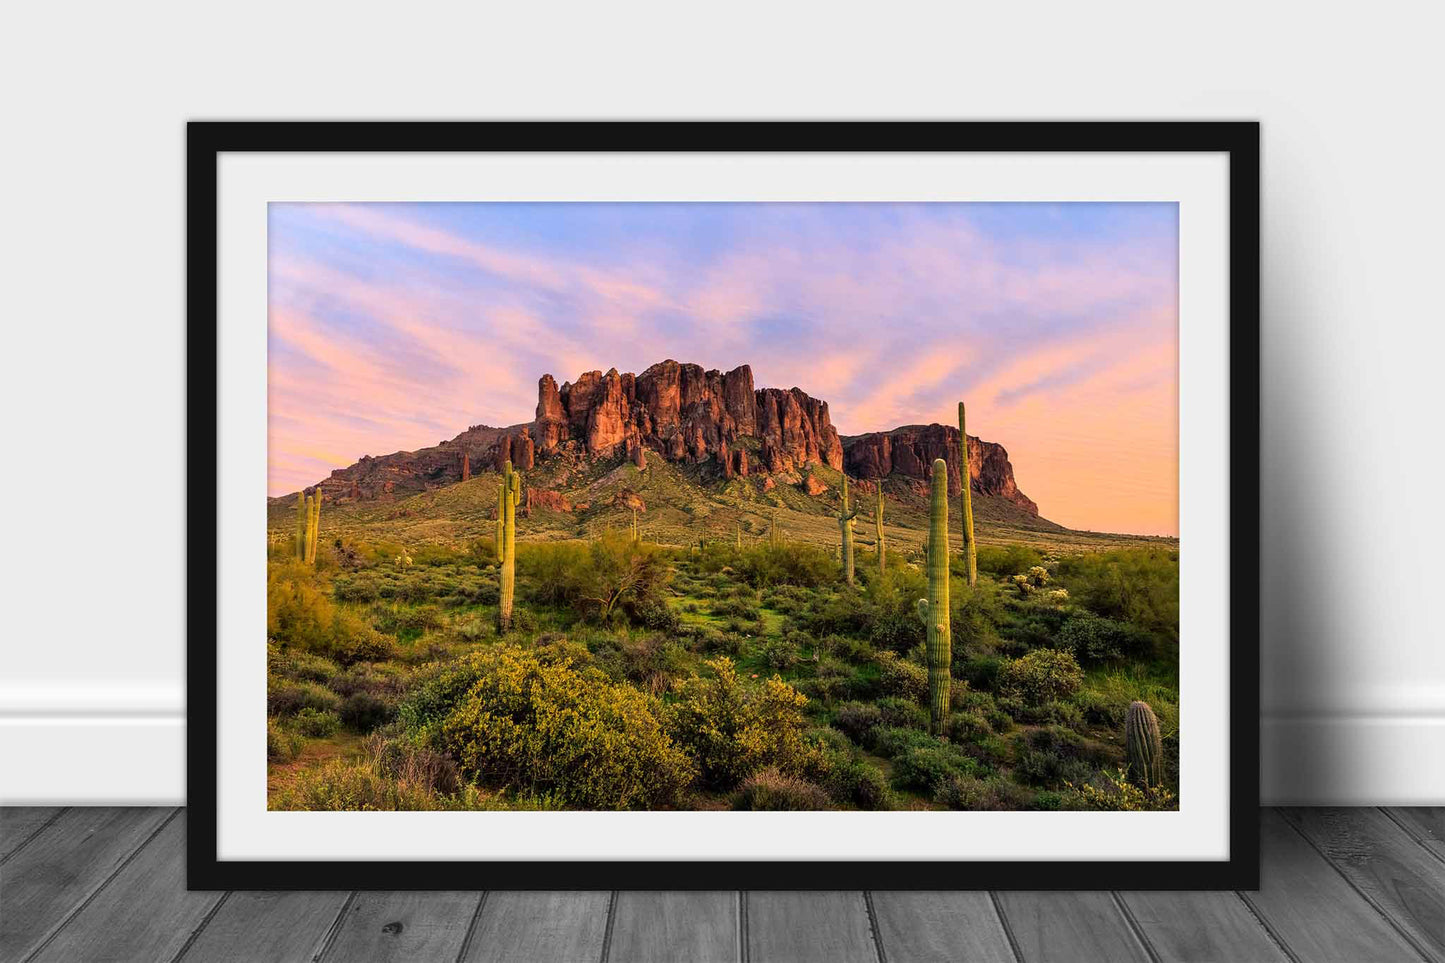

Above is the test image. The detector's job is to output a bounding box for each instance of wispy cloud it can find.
[268,202,1178,534]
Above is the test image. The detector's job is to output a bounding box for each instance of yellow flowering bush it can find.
[667,657,820,789]
[437,646,695,810]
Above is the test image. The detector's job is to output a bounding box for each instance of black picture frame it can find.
[188,120,1260,891]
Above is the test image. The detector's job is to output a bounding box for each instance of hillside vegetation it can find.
[267,464,1179,813]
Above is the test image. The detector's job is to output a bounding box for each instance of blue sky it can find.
[268,201,1179,534]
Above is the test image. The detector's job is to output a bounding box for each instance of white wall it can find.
[3,1,1441,805]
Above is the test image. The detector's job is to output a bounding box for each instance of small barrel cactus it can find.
[1125,700,1164,788]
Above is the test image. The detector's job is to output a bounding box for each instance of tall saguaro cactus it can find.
[498,461,521,631]
[1125,700,1164,788]
[769,510,780,547]
[875,487,886,575]
[304,490,322,564]
[837,475,858,584]
[736,521,742,551]
[495,472,507,557]
[295,491,307,561]
[958,401,977,587]
[916,459,952,736]
[631,507,639,542]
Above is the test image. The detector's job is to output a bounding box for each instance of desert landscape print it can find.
[265,202,1180,813]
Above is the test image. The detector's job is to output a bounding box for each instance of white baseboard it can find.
[3,688,1442,804]
[1260,714,1445,805]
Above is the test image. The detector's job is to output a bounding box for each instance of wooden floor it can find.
[1,809,1442,962]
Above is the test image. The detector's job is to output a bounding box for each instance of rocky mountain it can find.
[293,359,1037,518]
[843,424,1038,516]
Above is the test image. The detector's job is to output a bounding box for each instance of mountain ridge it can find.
[282,360,1040,519]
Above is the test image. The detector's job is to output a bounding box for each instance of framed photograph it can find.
[189,121,1259,889]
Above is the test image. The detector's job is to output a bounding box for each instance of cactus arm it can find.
[925,458,952,735]
[958,401,977,587]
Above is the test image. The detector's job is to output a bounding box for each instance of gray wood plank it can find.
[30,812,222,963]
[1284,807,1445,961]
[746,892,876,963]
[320,890,481,962]
[1242,809,1426,963]
[607,891,738,963]
[178,890,352,963]
[870,891,1015,963]
[993,892,1150,963]
[1119,891,1288,963]
[0,806,173,961]
[461,891,610,963]
[1388,808,1445,863]
[0,807,64,862]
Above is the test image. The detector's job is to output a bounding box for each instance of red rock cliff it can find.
[843,424,1038,516]
[532,361,844,472]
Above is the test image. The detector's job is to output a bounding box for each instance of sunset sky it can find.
[268,202,1178,536]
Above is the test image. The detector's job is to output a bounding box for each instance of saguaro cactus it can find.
[958,402,977,587]
[498,461,521,631]
[875,487,886,575]
[304,490,322,564]
[461,452,470,482]
[1125,700,1164,788]
[916,459,952,735]
[769,510,780,547]
[736,521,742,551]
[495,472,507,556]
[631,507,639,542]
[837,475,858,584]
[295,491,307,561]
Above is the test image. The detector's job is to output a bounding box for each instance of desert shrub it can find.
[935,774,1031,811]
[974,544,1044,577]
[875,651,929,702]
[340,691,397,732]
[437,646,695,809]
[758,636,799,671]
[874,696,927,730]
[1012,725,1111,788]
[944,711,992,743]
[959,655,1004,692]
[1056,548,1179,644]
[270,760,486,811]
[734,542,837,589]
[365,734,461,795]
[832,702,884,744]
[713,597,762,621]
[762,584,813,614]
[668,657,819,790]
[1061,767,1177,811]
[266,717,304,762]
[618,633,691,695]
[892,745,985,794]
[267,563,396,665]
[949,587,1003,657]
[267,644,340,685]
[292,707,341,738]
[331,661,411,699]
[998,649,1084,707]
[827,759,893,810]
[870,726,940,759]
[731,768,832,811]
[865,570,929,653]
[267,678,342,717]
[1056,614,1153,665]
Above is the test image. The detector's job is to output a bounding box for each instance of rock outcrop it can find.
[289,360,1037,519]
[532,361,844,472]
[843,424,1038,516]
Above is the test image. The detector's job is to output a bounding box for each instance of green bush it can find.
[340,691,397,732]
[438,646,695,809]
[731,768,832,810]
[1056,548,1179,645]
[935,774,1031,811]
[944,711,992,743]
[268,563,397,665]
[293,707,341,738]
[998,649,1084,707]
[734,542,838,589]
[266,717,304,762]
[826,759,893,811]
[875,651,929,701]
[832,702,884,744]
[1057,614,1153,665]
[267,678,342,717]
[974,544,1044,577]
[668,657,819,790]
[892,745,985,794]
